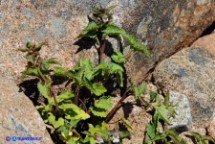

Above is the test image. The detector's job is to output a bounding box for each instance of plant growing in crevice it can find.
[19,5,150,144]
[141,92,215,144]
[142,92,186,144]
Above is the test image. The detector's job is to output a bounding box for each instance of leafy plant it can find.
[19,5,149,144]
[142,92,186,144]
[19,4,214,144]
[141,92,215,144]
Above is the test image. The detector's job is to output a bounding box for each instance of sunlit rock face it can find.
[0,0,214,84]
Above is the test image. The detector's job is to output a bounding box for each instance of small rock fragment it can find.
[168,91,192,131]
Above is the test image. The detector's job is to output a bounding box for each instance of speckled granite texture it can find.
[0,78,54,144]
[0,0,214,84]
[153,46,215,122]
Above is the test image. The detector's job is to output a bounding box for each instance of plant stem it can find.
[99,40,106,64]
[50,86,59,113]
[37,67,47,83]
[105,91,129,123]
[74,85,80,105]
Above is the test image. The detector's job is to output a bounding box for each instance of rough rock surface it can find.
[108,96,151,144]
[208,117,215,140]
[192,33,215,56]
[153,46,215,123]
[0,78,53,144]
[108,83,157,144]
[168,91,192,131]
[0,0,214,84]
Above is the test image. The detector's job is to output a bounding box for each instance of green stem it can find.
[37,67,47,83]
[37,67,59,113]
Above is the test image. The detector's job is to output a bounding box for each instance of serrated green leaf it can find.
[201,135,215,143]
[108,62,124,73]
[102,24,150,57]
[48,113,64,128]
[188,131,215,144]
[94,96,112,110]
[133,82,147,98]
[79,21,101,39]
[92,83,107,96]
[88,122,109,138]
[146,123,156,139]
[150,91,158,103]
[107,62,124,87]
[198,141,205,144]
[189,131,201,139]
[83,135,96,144]
[35,41,45,51]
[25,67,39,76]
[124,34,150,57]
[84,78,106,96]
[37,82,50,99]
[26,42,34,49]
[102,24,126,36]
[68,137,80,144]
[111,50,125,63]
[144,134,153,144]
[84,21,100,32]
[57,90,74,103]
[93,61,107,77]
[41,58,59,70]
[167,129,185,144]
[83,59,94,80]
[52,66,68,76]
[90,107,107,117]
[26,55,36,64]
[153,134,162,141]
[152,111,159,127]
[18,47,28,52]
[156,105,169,123]
[60,103,90,120]
[69,119,80,127]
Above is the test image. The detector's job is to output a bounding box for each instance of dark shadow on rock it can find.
[200,21,215,37]
[122,102,134,119]
[74,37,115,57]
[104,40,114,57]
[118,122,130,136]
[51,76,67,85]
[74,37,97,53]
[18,79,40,105]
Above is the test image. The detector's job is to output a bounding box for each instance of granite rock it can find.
[153,46,215,122]
[168,91,192,131]
[0,0,214,84]
[0,78,53,144]
[207,117,215,140]
[192,33,215,56]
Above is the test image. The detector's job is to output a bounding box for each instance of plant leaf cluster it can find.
[19,5,150,144]
[142,92,215,144]
[19,4,214,144]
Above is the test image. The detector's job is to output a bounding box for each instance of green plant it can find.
[19,4,214,144]
[186,131,215,144]
[141,92,215,144]
[142,92,186,144]
[19,5,149,144]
